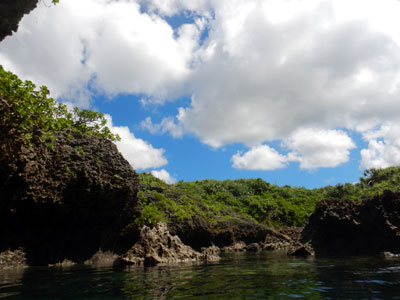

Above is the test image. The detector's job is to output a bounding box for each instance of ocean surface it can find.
[1,250,400,299]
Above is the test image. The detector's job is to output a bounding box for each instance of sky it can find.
[1,0,400,188]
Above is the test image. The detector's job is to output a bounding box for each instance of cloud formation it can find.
[232,129,356,171]
[231,145,288,170]
[151,169,177,184]
[284,128,356,169]
[3,0,400,171]
[105,115,168,170]
[360,123,400,169]
[0,0,199,105]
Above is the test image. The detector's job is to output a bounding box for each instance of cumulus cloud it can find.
[141,116,184,138]
[360,123,400,169]
[105,115,168,170]
[151,169,177,184]
[3,0,400,171]
[175,0,400,148]
[0,0,201,106]
[231,145,288,170]
[231,129,356,171]
[284,128,356,169]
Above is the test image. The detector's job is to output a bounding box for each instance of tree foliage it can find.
[0,65,119,144]
[137,173,327,228]
[137,166,400,229]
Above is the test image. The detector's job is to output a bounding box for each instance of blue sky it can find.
[2,0,400,188]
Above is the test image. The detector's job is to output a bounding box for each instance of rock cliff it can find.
[301,191,400,256]
[0,0,38,42]
[0,126,140,265]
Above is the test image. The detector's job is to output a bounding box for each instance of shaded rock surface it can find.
[122,223,219,265]
[0,128,140,265]
[287,243,314,257]
[0,0,38,42]
[302,191,400,256]
[167,216,294,252]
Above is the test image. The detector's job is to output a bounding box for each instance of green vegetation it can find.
[3,65,400,231]
[137,166,400,229]
[0,65,119,145]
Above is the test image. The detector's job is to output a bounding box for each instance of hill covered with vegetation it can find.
[136,166,400,230]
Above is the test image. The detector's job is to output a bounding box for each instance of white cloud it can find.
[3,0,400,172]
[141,116,184,138]
[151,169,177,184]
[284,128,356,169]
[231,145,288,170]
[0,0,201,106]
[360,122,400,169]
[105,115,168,170]
[174,0,400,148]
[231,129,356,171]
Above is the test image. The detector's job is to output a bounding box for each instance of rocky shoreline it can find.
[0,222,302,269]
[3,188,400,268]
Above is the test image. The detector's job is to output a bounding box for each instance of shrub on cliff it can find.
[0,65,119,145]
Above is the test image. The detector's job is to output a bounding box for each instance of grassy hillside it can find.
[136,166,400,229]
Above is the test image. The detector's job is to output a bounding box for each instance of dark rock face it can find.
[287,244,314,257]
[0,129,140,265]
[302,191,400,256]
[167,216,293,252]
[0,0,38,42]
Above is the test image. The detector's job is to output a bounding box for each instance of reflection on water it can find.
[121,252,324,299]
[2,251,400,299]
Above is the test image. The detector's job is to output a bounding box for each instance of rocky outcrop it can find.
[287,243,314,257]
[0,0,39,42]
[0,248,27,268]
[122,223,219,266]
[0,129,140,266]
[167,216,292,251]
[301,191,400,256]
[84,250,120,266]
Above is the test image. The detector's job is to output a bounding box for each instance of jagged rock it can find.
[48,259,76,267]
[201,245,221,256]
[246,243,262,252]
[122,223,219,266]
[302,191,400,256]
[0,128,140,265]
[287,244,314,257]
[221,241,247,252]
[84,250,120,266]
[168,216,290,251]
[167,217,214,249]
[381,251,400,258]
[0,0,39,42]
[0,248,27,269]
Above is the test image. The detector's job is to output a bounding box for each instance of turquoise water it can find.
[1,251,400,299]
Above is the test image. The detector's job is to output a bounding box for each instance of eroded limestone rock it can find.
[0,248,27,269]
[122,223,219,265]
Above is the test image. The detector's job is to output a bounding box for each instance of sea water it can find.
[1,250,400,299]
